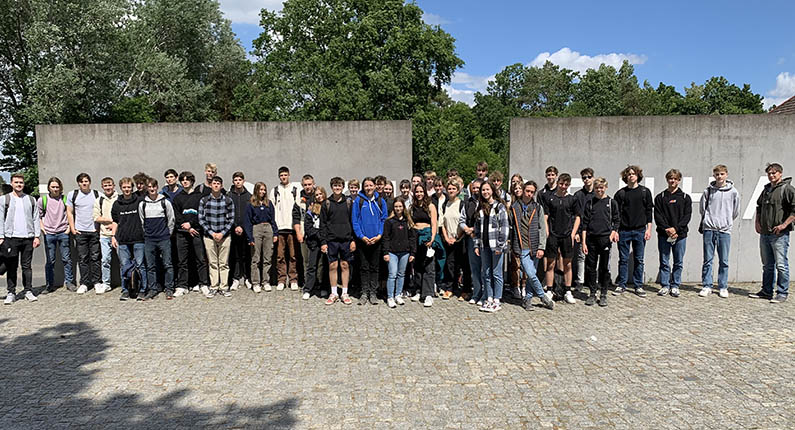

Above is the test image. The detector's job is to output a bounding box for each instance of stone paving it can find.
[1,271,794,429]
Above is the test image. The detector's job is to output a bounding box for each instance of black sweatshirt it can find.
[382,217,418,256]
[582,195,620,236]
[614,185,654,231]
[320,195,353,244]
[173,188,204,232]
[111,194,144,244]
[229,187,252,227]
[653,188,692,238]
[304,209,322,249]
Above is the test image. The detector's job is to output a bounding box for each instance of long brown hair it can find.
[310,187,327,215]
[411,182,430,213]
[388,197,414,228]
[250,182,270,206]
[478,180,505,214]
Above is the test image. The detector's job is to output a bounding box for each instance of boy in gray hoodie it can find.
[699,164,740,298]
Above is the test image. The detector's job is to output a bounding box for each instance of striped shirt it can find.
[198,193,235,237]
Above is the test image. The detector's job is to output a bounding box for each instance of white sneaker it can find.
[290,282,299,291]
[264,283,273,292]
[423,296,433,307]
[493,300,502,312]
[253,284,262,293]
[191,285,200,292]
[469,299,476,305]
[245,279,252,289]
[200,285,214,298]
[173,287,187,297]
[276,283,285,291]
[476,300,483,307]
[230,279,240,291]
[395,296,405,305]
[698,287,712,297]
[718,289,729,298]
[302,292,310,300]
[76,284,88,294]
[564,291,576,304]
[96,284,110,294]
[387,298,396,308]
[411,293,421,302]
[545,290,554,301]
[4,293,15,305]
[25,291,38,302]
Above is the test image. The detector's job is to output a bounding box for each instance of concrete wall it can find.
[510,115,795,283]
[36,121,412,193]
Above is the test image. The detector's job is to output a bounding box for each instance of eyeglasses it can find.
[582,175,593,180]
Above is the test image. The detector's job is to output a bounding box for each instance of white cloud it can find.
[422,12,449,26]
[444,85,476,106]
[529,47,647,74]
[451,72,492,93]
[763,72,795,109]
[218,0,285,25]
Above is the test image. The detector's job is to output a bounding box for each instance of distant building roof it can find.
[769,95,795,114]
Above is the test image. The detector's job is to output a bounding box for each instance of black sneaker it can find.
[66,283,78,292]
[521,298,534,311]
[144,289,159,300]
[749,289,773,300]
[598,293,608,307]
[120,291,130,301]
[635,287,647,297]
[165,289,174,300]
[369,295,379,305]
[585,295,596,306]
[541,295,555,310]
[358,294,368,305]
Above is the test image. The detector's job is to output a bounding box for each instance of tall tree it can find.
[236,0,463,121]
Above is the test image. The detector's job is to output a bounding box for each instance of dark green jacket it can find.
[756,177,795,234]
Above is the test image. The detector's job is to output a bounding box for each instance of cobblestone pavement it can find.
[1,272,794,429]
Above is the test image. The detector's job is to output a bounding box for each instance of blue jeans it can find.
[760,233,790,296]
[118,243,147,293]
[100,236,113,285]
[617,229,646,288]
[481,248,504,300]
[701,230,731,290]
[658,235,686,289]
[144,239,173,292]
[466,237,483,301]
[386,252,409,299]
[44,232,73,287]
[519,249,545,300]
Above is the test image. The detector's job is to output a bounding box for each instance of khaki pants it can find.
[204,235,231,289]
[251,224,274,285]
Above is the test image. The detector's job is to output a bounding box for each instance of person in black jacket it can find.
[581,178,620,307]
[110,177,147,301]
[228,172,252,290]
[613,165,654,297]
[458,179,483,303]
[172,172,209,296]
[302,187,326,300]
[654,169,692,297]
[321,177,355,305]
[383,198,417,308]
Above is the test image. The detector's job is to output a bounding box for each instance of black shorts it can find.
[546,234,574,259]
[327,240,354,263]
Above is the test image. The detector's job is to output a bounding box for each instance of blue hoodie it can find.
[352,191,387,240]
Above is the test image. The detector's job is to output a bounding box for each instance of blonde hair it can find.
[250,182,270,206]
[310,187,327,215]
[205,163,217,174]
[594,177,608,188]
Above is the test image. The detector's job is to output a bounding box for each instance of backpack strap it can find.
[42,195,48,216]
[99,196,105,213]
[3,194,9,221]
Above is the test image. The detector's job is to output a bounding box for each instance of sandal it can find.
[341,294,352,305]
[325,294,338,305]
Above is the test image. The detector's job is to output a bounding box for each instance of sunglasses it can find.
[582,175,593,180]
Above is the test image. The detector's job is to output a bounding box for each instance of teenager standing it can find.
[270,166,300,291]
[581,178,619,306]
[654,169,692,297]
[473,181,509,312]
[383,198,416,308]
[199,176,235,297]
[245,182,279,293]
[613,165,654,297]
[38,177,74,293]
[139,178,176,300]
[172,172,210,296]
[229,171,252,290]
[111,177,147,300]
[1,173,41,304]
[93,177,118,294]
[67,173,100,294]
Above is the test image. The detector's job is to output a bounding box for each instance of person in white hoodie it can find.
[699,164,740,298]
[270,166,300,291]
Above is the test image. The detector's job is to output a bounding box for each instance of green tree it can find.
[236,0,463,121]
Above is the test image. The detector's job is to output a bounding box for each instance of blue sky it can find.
[223,0,795,108]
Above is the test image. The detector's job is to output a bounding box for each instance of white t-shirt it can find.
[67,190,97,232]
[12,195,29,237]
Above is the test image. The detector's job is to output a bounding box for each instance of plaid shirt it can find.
[198,193,235,237]
[473,201,509,251]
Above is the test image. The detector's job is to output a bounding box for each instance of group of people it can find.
[2,160,793,311]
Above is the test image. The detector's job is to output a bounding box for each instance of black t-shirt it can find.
[546,193,579,237]
[539,184,556,212]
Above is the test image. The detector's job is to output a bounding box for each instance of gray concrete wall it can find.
[36,121,412,193]
[510,115,795,283]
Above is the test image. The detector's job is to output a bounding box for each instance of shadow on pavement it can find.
[0,322,299,429]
